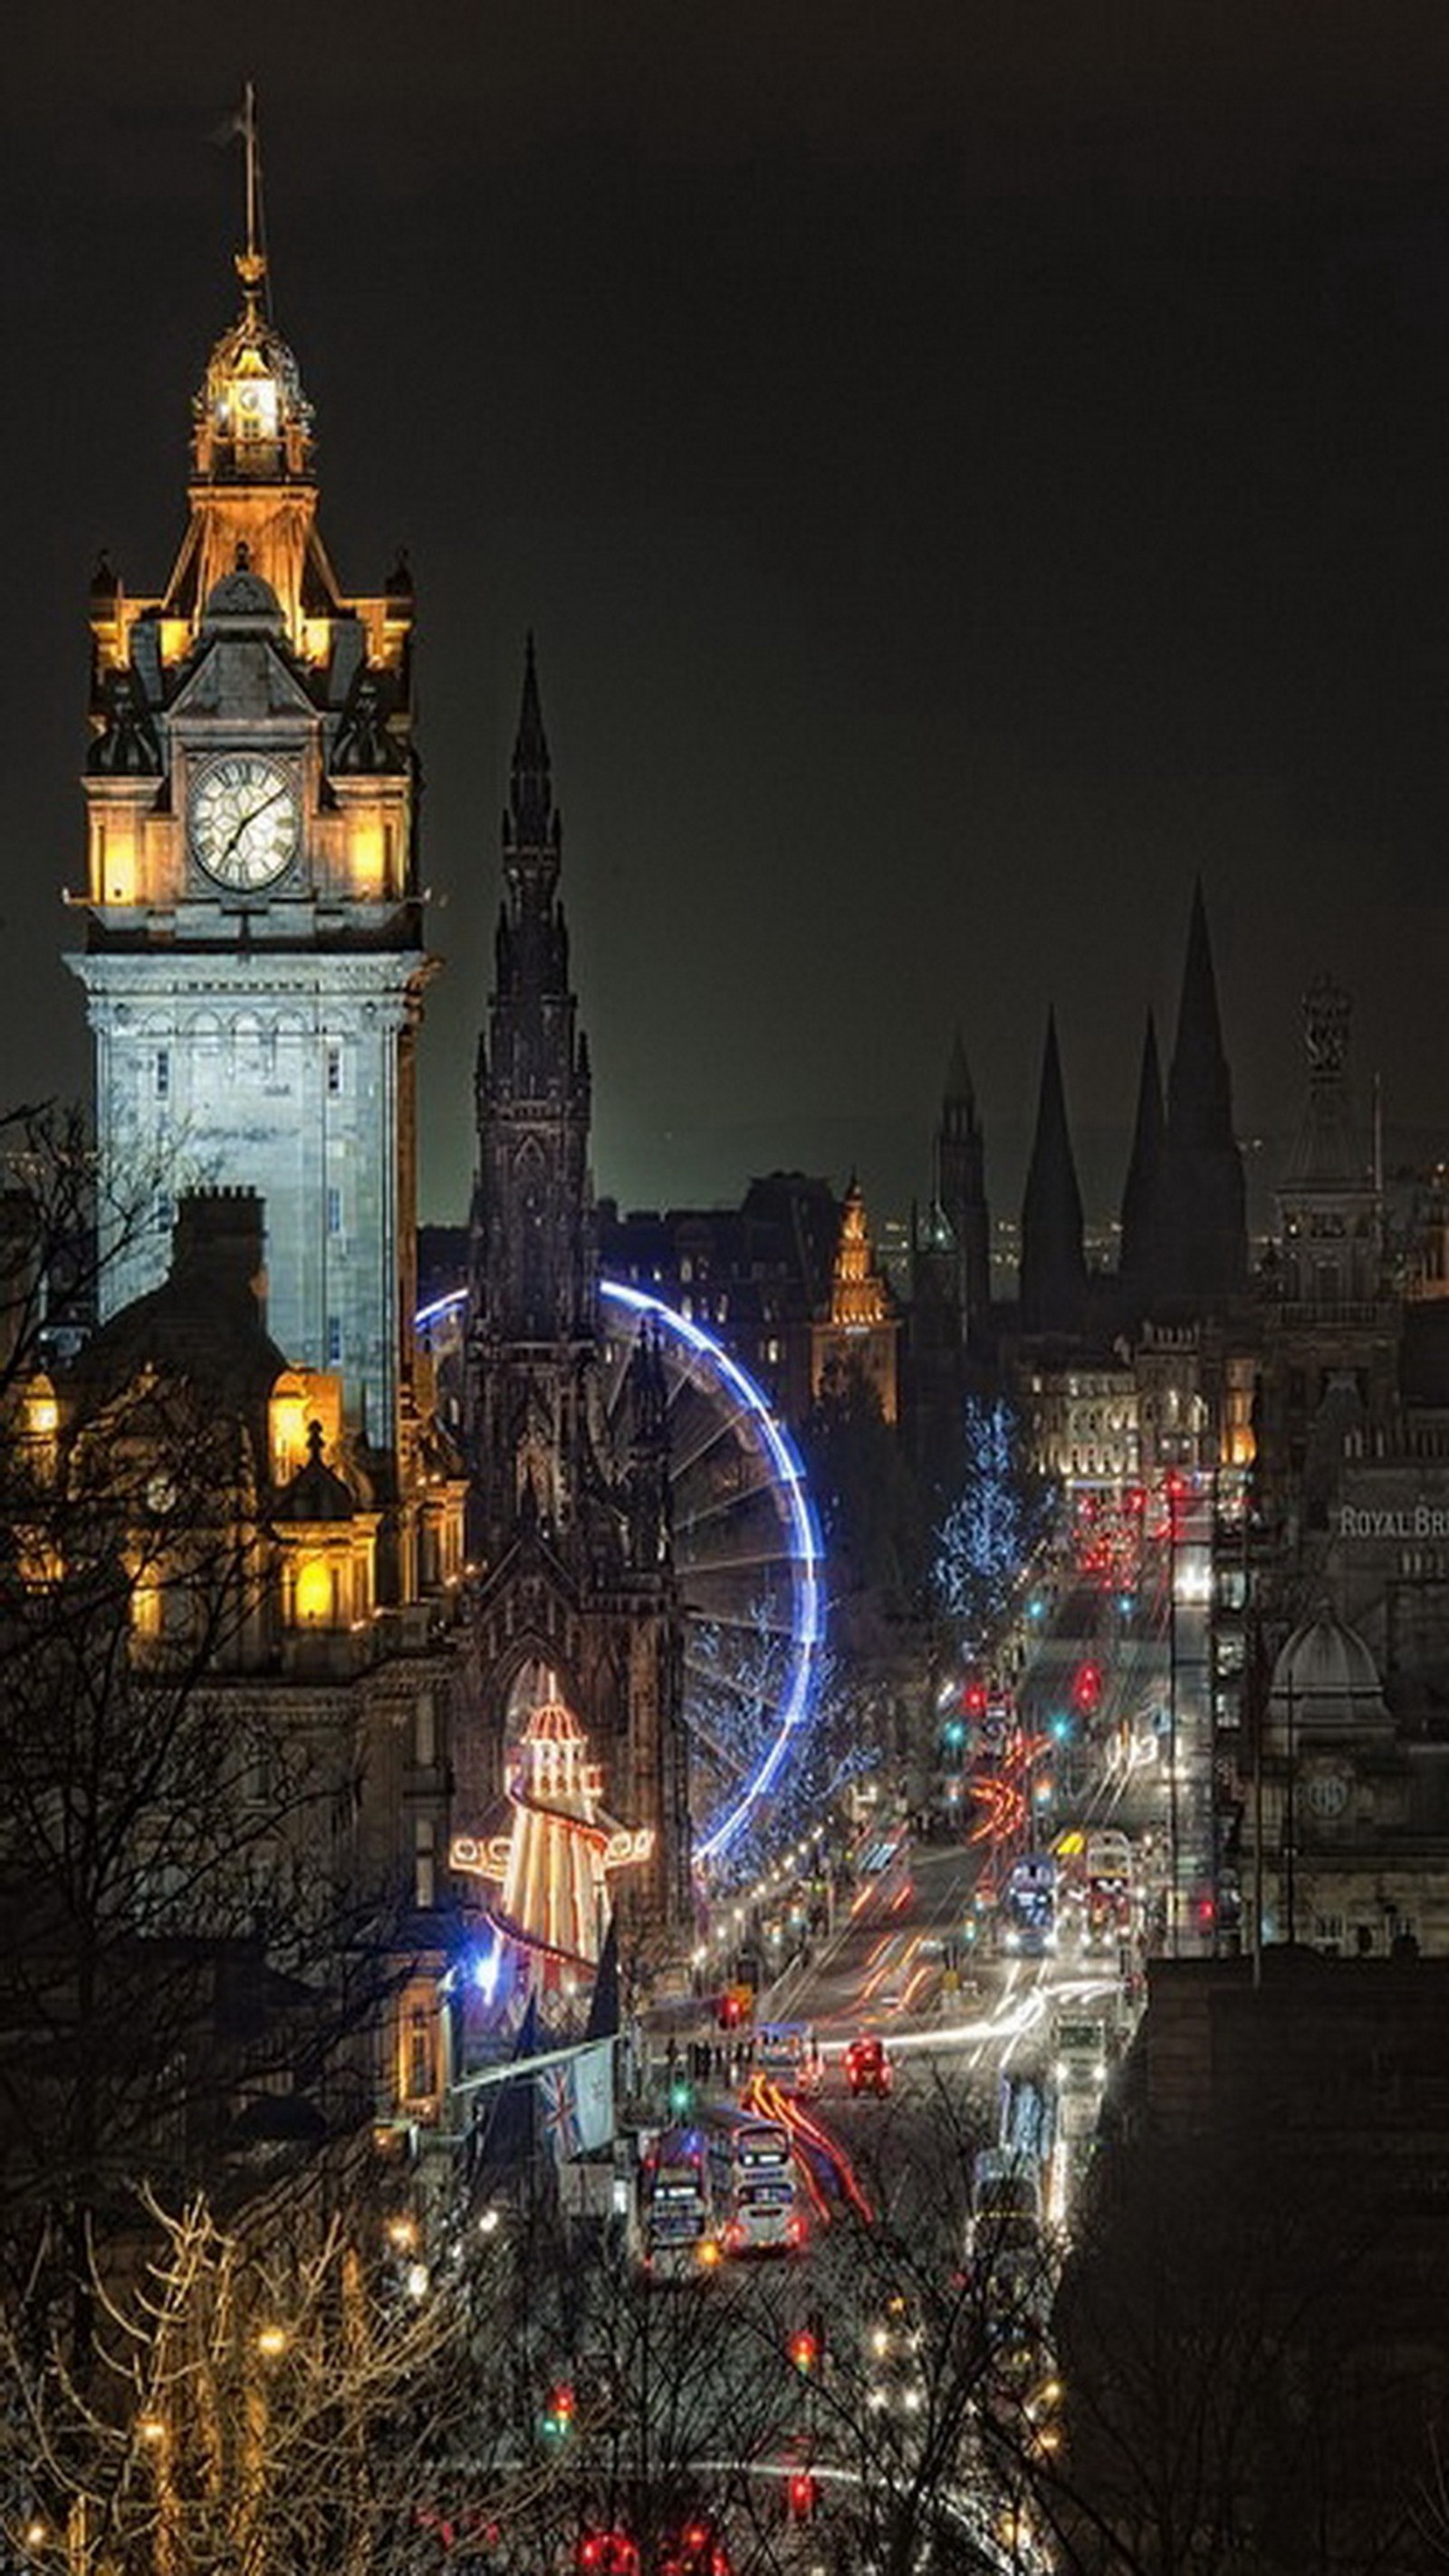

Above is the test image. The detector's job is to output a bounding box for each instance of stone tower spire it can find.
[934,1032,992,1345]
[1019,1009,1087,1337]
[1162,881,1247,1304]
[466,640,596,1552]
[1118,1008,1167,1315]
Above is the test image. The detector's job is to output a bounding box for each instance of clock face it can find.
[1305,1768,1349,1821]
[189,755,300,890]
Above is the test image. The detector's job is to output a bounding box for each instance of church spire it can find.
[507,632,557,857]
[934,1031,991,1344]
[1118,1008,1166,1313]
[1020,1009,1086,1337]
[1161,880,1247,1303]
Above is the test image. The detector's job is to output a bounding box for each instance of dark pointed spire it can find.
[1161,881,1247,1303]
[1118,1008,1167,1308]
[507,632,556,852]
[935,1031,991,1344]
[1020,1008,1086,1336]
[1167,879,1232,1153]
[944,1030,978,1124]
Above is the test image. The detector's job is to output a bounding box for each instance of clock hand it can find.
[219,780,290,870]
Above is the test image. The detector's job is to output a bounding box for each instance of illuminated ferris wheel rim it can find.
[412,1277,826,1870]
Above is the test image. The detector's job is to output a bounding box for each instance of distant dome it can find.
[1269,1600,1388,1733]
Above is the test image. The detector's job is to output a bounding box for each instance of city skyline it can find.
[3,5,1445,1235]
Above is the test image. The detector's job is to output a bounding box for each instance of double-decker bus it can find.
[707,2109,801,2254]
[638,2129,717,2281]
[1082,1829,1134,1955]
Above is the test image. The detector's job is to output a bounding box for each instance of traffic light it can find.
[541,2381,576,2440]
[660,2523,730,2576]
[576,2536,639,2576]
[1072,1660,1102,1715]
[667,2076,694,2117]
[787,2470,820,2523]
[942,1717,966,1752]
[789,2324,820,2375]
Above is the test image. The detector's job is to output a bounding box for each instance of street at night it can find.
[1,13,1448,2574]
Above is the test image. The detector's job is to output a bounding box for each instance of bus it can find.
[1082,1830,1133,1955]
[638,2129,717,2281]
[707,2110,801,2254]
[999,1852,1058,1957]
[968,2146,1050,2324]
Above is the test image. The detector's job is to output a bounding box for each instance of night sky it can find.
[4,5,1447,1239]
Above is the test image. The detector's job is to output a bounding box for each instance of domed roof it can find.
[1269,1600,1389,1733]
[200,551,287,632]
[273,1420,359,1524]
[191,262,314,487]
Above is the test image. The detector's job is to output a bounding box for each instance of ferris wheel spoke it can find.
[667,1407,766,1485]
[672,1479,782,1543]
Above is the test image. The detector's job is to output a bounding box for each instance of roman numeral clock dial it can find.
[188,754,300,890]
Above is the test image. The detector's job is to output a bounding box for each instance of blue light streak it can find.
[412,1279,826,1870]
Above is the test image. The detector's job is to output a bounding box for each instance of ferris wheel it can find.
[598,1280,825,1874]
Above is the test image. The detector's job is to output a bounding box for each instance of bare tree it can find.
[0,1112,414,2345]
[0,2172,485,2576]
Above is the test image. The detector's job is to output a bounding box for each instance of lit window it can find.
[294,1559,332,1624]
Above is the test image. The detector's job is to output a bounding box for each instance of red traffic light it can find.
[1072,1661,1102,1714]
[660,2524,729,2576]
[964,1679,989,1715]
[577,2539,638,2576]
[787,2471,820,2523]
[789,2327,820,2373]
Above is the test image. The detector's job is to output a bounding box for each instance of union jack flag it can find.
[538,2062,581,2163]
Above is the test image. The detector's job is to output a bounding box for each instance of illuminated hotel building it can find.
[68,209,431,1482]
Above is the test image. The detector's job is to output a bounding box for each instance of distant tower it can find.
[1118,1009,1167,1321]
[934,1033,992,1347]
[69,130,430,1485]
[811,1178,899,1420]
[465,645,690,1937]
[1160,882,1248,1305]
[1277,978,1382,1309]
[1259,979,1396,1529]
[1019,1010,1087,1337]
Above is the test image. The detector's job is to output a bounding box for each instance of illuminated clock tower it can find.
[69,180,432,1479]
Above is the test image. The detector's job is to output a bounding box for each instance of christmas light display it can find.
[449,1673,652,1968]
[933,1395,1052,1631]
